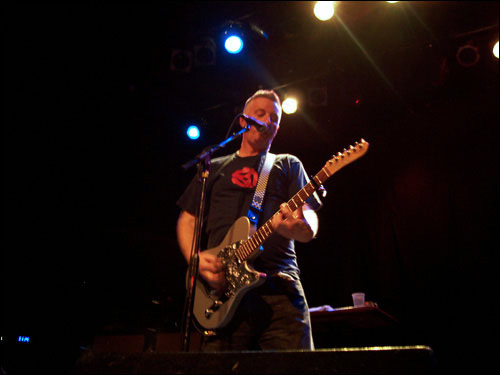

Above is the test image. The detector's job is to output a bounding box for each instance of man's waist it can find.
[251,271,302,296]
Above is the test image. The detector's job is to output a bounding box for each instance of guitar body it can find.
[192,216,266,330]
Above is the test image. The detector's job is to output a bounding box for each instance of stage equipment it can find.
[314,1,335,22]
[223,23,244,54]
[282,97,298,114]
[73,346,435,374]
[170,49,192,72]
[194,37,216,66]
[308,87,328,107]
[456,43,480,68]
[186,125,200,140]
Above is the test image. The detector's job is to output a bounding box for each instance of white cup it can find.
[352,292,365,307]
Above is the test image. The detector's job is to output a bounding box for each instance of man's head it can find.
[239,89,282,155]
[243,89,282,117]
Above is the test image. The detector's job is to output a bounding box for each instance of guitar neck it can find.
[234,139,368,263]
[235,168,330,262]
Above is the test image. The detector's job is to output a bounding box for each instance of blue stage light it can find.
[224,35,244,54]
[187,125,200,140]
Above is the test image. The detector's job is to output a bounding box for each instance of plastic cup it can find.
[352,292,365,307]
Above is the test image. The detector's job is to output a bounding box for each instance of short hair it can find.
[244,89,282,111]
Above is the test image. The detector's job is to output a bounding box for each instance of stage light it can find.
[282,97,298,114]
[223,23,244,54]
[456,43,480,67]
[224,35,244,54]
[194,37,216,66]
[186,125,200,140]
[314,2,335,22]
[308,87,328,107]
[493,41,499,59]
[170,49,192,72]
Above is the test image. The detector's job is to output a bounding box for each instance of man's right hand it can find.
[177,210,227,294]
[198,251,227,295]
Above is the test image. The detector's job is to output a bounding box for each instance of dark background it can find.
[3,2,498,373]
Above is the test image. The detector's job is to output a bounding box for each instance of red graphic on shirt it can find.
[232,167,258,188]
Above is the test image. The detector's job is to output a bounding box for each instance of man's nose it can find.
[265,115,276,127]
[262,115,270,125]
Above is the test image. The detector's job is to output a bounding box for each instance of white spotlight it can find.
[493,41,499,59]
[314,2,335,22]
[282,97,298,114]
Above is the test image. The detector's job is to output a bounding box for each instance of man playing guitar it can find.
[176,89,321,351]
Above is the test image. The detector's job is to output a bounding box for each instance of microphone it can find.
[240,113,268,133]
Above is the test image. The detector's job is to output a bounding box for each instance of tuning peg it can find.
[350,145,356,152]
[344,148,350,155]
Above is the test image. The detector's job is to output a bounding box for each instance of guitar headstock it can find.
[323,139,369,175]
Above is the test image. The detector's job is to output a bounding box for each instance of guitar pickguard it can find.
[218,241,261,298]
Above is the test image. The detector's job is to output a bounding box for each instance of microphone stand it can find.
[180,125,252,352]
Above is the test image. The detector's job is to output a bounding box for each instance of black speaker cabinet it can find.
[73,346,435,374]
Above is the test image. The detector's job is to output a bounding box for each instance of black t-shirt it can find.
[176,152,322,279]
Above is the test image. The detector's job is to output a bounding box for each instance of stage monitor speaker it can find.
[72,345,435,374]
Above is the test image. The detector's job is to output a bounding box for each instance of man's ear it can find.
[239,116,247,128]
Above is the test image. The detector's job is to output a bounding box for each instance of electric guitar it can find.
[191,139,369,329]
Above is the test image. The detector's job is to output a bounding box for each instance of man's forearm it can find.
[288,218,315,243]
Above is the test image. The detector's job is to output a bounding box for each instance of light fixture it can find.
[456,43,480,68]
[223,23,244,54]
[314,1,335,22]
[493,40,499,59]
[186,125,200,140]
[194,37,216,66]
[282,97,298,114]
[170,49,192,72]
[308,87,328,107]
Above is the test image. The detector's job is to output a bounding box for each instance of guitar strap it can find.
[247,152,276,229]
[203,152,275,230]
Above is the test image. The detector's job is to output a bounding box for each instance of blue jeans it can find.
[201,276,314,351]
